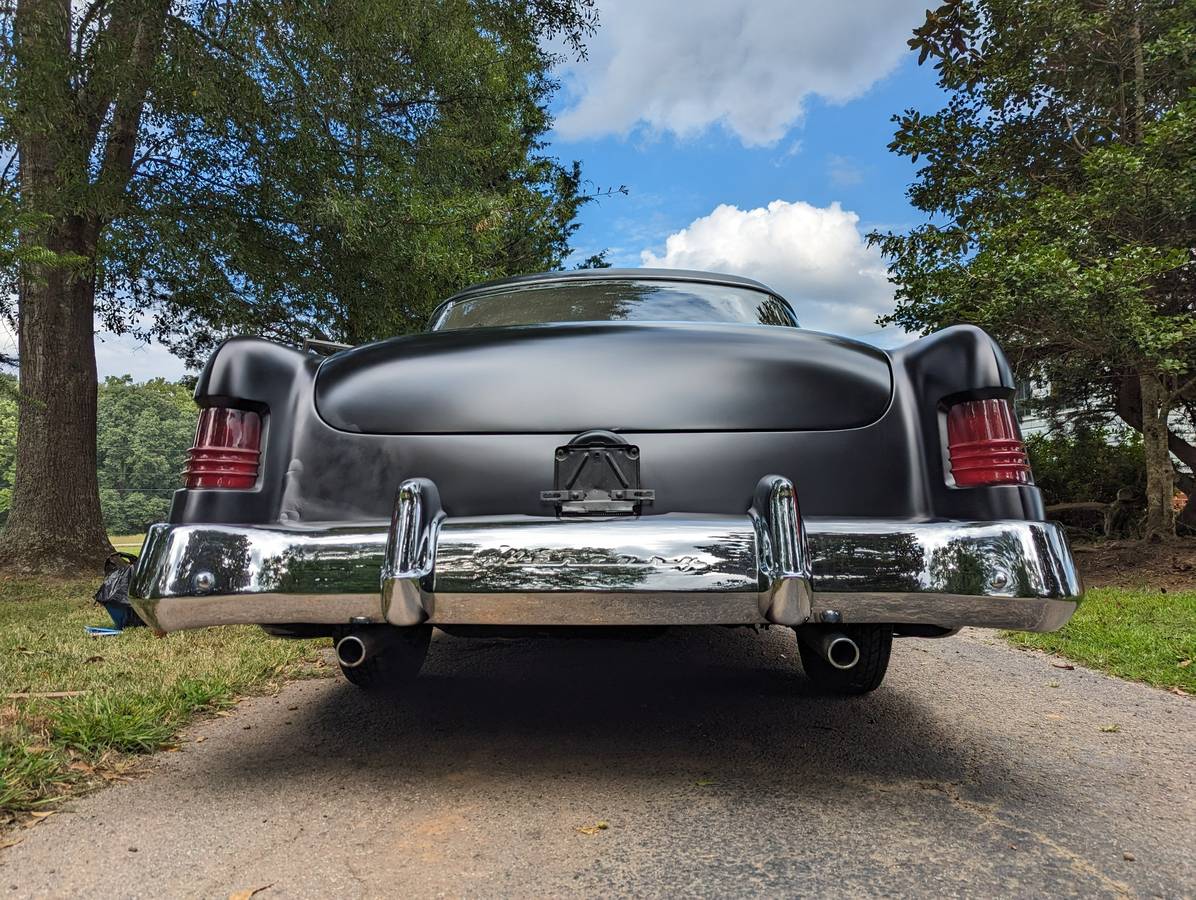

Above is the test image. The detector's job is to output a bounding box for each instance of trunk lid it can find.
[314,322,892,434]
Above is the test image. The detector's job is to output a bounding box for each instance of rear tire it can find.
[796,624,892,695]
[337,626,431,692]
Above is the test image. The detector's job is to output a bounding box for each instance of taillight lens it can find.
[184,407,262,489]
[946,399,1031,486]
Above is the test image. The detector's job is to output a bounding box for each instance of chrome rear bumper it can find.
[129,476,1082,634]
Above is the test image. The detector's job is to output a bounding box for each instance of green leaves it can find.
[873,0,1196,382]
[0,0,603,362]
[873,0,1196,535]
[93,376,196,535]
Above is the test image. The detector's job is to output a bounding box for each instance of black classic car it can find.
[130,269,1082,694]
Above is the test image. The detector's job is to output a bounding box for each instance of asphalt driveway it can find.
[2,627,1192,898]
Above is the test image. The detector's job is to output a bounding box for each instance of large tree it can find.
[871,0,1196,538]
[0,0,601,574]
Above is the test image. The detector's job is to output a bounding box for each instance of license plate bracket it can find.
[540,435,654,516]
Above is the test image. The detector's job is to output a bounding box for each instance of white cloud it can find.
[640,199,898,337]
[555,0,926,146]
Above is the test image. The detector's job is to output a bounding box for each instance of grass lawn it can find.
[0,577,330,824]
[108,534,146,556]
[1005,587,1195,693]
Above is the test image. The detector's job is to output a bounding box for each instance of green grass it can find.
[1005,587,1196,692]
[0,577,330,822]
[108,534,146,555]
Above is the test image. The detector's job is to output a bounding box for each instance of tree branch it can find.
[94,0,170,211]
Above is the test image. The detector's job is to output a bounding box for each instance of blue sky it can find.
[544,0,945,343]
[75,0,943,380]
[557,57,943,273]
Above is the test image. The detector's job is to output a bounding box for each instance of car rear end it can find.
[129,271,1081,693]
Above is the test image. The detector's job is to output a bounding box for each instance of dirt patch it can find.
[1071,537,1196,591]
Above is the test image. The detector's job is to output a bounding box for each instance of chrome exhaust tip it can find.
[799,630,861,670]
[335,634,369,668]
[822,633,860,670]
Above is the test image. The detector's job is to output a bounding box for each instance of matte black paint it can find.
[176,318,1043,526]
[314,323,894,434]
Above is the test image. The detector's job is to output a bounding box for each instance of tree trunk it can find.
[1114,371,1194,536]
[0,0,113,575]
[0,216,114,575]
[1138,371,1176,541]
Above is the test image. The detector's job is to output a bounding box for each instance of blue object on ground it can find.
[84,626,124,637]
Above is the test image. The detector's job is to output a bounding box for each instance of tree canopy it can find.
[871,0,1196,537]
[0,0,606,573]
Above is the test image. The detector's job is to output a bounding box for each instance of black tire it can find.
[337,626,431,692]
[796,624,892,695]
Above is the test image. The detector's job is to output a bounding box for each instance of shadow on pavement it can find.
[216,626,1049,810]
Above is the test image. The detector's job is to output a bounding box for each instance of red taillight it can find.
[946,398,1031,487]
[184,408,262,489]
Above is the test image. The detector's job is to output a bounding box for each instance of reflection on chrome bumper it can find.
[130,476,1081,634]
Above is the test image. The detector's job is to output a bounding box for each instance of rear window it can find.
[429,279,799,330]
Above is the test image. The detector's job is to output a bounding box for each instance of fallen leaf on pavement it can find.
[228,885,272,900]
[0,837,22,850]
[1123,852,1136,861]
[1168,686,1188,696]
[1099,723,1121,733]
[1051,663,1075,670]
[575,821,609,836]
[195,736,207,743]
[28,811,54,821]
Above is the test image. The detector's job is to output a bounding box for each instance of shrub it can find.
[1025,425,1145,506]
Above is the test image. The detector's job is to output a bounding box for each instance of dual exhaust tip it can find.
[340,627,861,672]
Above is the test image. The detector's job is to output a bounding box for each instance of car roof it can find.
[435,268,784,310]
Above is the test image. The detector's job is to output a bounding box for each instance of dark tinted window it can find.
[430,279,798,330]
